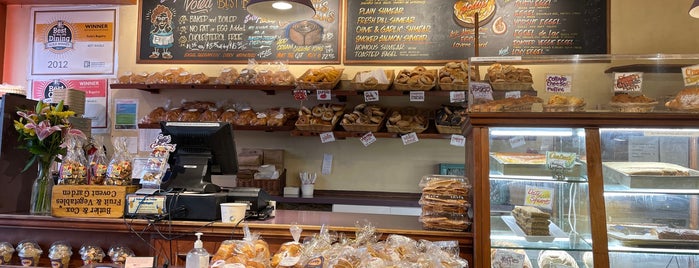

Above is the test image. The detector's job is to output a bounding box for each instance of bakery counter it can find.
[0,210,472,267]
[273,190,420,207]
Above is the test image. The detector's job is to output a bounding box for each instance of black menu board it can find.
[137,0,341,64]
[344,0,608,64]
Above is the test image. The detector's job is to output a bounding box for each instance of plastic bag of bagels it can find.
[211,224,271,268]
[270,224,304,268]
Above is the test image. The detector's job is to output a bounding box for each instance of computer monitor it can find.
[159,121,238,193]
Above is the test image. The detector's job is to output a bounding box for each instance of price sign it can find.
[505,91,521,99]
[450,91,466,103]
[524,185,554,209]
[320,132,335,143]
[545,74,573,93]
[401,132,419,145]
[317,90,332,101]
[450,135,466,147]
[546,151,577,169]
[613,72,643,92]
[682,64,699,86]
[364,90,379,102]
[509,136,526,148]
[359,132,377,147]
[409,91,425,102]
[293,90,308,101]
[470,82,493,101]
[491,250,526,268]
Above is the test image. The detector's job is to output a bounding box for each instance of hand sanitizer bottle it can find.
[185,232,209,268]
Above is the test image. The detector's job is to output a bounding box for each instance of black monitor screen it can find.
[160,121,238,193]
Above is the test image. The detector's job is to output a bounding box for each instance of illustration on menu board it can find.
[148,5,176,59]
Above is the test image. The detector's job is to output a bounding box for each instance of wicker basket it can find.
[393,81,436,91]
[350,70,394,91]
[436,124,463,134]
[543,103,586,112]
[236,169,286,196]
[340,115,386,132]
[296,67,344,90]
[439,82,469,91]
[386,119,428,134]
[490,81,533,91]
[295,115,340,132]
[609,102,658,113]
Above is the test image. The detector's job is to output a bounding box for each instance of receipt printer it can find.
[226,187,273,220]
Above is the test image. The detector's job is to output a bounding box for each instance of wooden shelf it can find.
[604,64,688,74]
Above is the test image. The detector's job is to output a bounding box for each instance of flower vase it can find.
[30,158,55,215]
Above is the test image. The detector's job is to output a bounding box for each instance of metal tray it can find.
[608,231,699,248]
[490,153,583,178]
[603,162,699,189]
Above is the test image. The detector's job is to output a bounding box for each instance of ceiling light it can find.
[691,0,699,18]
[247,0,316,22]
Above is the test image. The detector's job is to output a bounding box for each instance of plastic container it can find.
[185,232,209,268]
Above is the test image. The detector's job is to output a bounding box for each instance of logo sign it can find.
[613,72,643,92]
[44,20,74,52]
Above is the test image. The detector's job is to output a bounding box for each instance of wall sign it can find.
[138,0,341,64]
[30,7,118,77]
[344,0,608,64]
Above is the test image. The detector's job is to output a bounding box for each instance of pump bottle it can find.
[185,232,209,268]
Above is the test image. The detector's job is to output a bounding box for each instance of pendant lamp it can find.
[246,0,316,21]
[691,0,699,18]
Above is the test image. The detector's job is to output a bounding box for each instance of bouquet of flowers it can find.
[14,100,84,214]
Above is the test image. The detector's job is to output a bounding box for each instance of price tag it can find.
[470,82,493,101]
[359,132,377,147]
[450,134,466,147]
[364,90,379,102]
[613,72,643,92]
[450,91,466,103]
[409,91,425,102]
[524,185,554,210]
[505,91,521,99]
[545,74,573,93]
[316,90,332,101]
[682,64,699,86]
[546,151,577,169]
[509,136,526,148]
[491,250,525,268]
[401,132,419,145]
[319,132,335,143]
[293,89,307,101]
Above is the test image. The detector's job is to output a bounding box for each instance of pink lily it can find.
[17,111,36,125]
[25,120,62,141]
[60,129,87,148]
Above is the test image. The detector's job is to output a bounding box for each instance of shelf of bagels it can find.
[127,61,472,138]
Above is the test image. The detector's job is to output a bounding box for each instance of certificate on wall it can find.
[30,79,109,129]
[29,7,118,77]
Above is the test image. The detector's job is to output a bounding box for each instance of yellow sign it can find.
[524,185,553,210]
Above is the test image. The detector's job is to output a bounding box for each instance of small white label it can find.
[319,132,335,143]
[505,91,521,99]
[509,136,526,148]
[360,132,377,147]
[293,89,308,101]
[682,64,699,86]
[316,90,332,100]
[409,91,425,102]
[450,91,467,103]
[401,132,419,145]
[322,153,333,175]
[470,82,493,101]
[450,134,466,147]
[491,251,525,268]
[364,90,380,102]
[545,74,573,93]
[613,72,643,92]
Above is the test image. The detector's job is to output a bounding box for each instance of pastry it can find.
[491,248,532,268]
[178,109,201,122]
[218,109,237,123]
[512,206,550,236]
[537,250,579,268]
[470,95,543,112]
[164,108,183,121]
[145,107,166,123]
[665,87,699,110]
[214,67,239,85]
[0,242,14,265]
[492,152,547,165]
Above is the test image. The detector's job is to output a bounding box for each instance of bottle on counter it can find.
[185,232,209,268]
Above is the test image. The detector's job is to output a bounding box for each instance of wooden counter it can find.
[0,210,472,267]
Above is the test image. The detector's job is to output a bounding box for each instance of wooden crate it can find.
[51,185,138,218]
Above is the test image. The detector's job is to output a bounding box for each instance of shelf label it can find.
[509,136,526,148]
[470,82,493,101]
[505,91,521,99]
[546,151,577,170]
[360,132,377,147]
[401,132,419,145]
[409,91,425,102]
[364,90,379,102]
[450,91,466,103]
[293,89,308,101]
[545,74,573,93]
[450,134,466,147]
[613,72,643,92]
[317,90,332,101]
[682,64,699,86]
[491,250,526,268]
[524,185,554,210]
[319,132,335,143]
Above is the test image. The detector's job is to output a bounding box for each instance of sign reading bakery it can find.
[137,0,341,64]
[29,7,118,77]
[344,0,608,64]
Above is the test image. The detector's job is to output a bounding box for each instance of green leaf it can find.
[21,155,37,173]
[56,100,64,112]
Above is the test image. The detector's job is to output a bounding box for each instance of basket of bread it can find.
[665,88,699,112]
[340,103,387,132]
[609,93,658,113]
[543,95,586,112]
[296,66,343,90]
[386,107,429,134]
[435,105,467,134]
[470,95,544,112]
[350,69,394,90]
[295,103,344,132]
[485,63,533,91]
[438,61,471,91]
[393,66,437,91]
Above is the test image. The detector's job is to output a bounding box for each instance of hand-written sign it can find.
[613,72,643,92]
[524,185,553,210]
[682,64,699,86]
[51,185,137,218]
[138,0,341,63]
[545,74,573,93]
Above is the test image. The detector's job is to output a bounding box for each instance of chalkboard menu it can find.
[138,0,341,64]
[344,0,608,64]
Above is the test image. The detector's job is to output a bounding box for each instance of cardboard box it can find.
[51,185,138,218]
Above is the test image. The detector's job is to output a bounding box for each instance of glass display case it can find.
[600,128,699,267]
